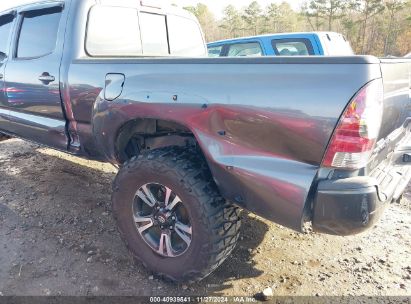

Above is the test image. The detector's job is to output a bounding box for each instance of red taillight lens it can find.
[322,79,384,169]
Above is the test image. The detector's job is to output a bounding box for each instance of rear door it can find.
[0,12,15,132]
[4,2,68,148]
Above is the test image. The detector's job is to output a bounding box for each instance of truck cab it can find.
[208,32,354,57]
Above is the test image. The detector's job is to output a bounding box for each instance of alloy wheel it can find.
[132,183,193,257]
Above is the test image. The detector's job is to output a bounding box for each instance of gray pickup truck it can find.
[0,0,410,282]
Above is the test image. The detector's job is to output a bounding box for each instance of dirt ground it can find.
[0,138,410,297]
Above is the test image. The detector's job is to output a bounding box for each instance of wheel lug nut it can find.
[169,226,173,230]
[171,216,176,220]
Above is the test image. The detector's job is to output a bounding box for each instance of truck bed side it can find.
[66,56,382,231]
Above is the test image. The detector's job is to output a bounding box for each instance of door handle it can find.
[38,73,55,84]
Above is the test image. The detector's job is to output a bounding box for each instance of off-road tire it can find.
[112,146,241,282]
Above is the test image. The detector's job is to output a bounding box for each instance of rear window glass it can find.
[139,12,169,56]
[86,7,205,57]
[167,15,205,56]
[227,42,262,57]
[272,39,314,56]
[86,6,142,56]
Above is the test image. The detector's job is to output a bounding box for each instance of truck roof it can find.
[1,0,195,20]
[98,0,194,19]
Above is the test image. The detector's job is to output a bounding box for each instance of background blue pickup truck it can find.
[208,32,354,57]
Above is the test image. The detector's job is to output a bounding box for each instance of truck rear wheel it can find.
[112,146,241,282]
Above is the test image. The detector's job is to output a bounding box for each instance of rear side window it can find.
[227,42,262,57]
[167,15,205,56]
[86,6,142,56]
[0,14,14,60]
[17,7,62,58]
[272,39,314,56]
[208,45,223,57]
[139,12,168,56]
[86,7,206,57]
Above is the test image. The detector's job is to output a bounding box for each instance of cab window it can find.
[17,6,62,58]
[272,39,314,56]
[86,6,205,57]
[227,42,263,57]
[0,14,14,60]
[86,6,142,56]
[167,15,205,56]
[208,45,223,57]
[139,12,169,56]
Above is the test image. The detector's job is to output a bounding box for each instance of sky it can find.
[175,0,304,17]
[0,0,304,17]
[0,0,36,12]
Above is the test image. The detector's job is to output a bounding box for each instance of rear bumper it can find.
[312,177,385,235]
[313,126,411,236]
[313,164,411,236]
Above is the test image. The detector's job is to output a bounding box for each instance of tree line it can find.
[183,0,411,56]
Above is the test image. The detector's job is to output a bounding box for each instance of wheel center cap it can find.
[158,215,167,224]
[156,210,174,226]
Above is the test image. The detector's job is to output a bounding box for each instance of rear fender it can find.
[92,93,319,232]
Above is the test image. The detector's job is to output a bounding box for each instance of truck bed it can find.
[63,56,410,231]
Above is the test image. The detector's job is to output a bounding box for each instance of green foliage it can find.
[303,0,348,30]
[220,5,244,38]
[264,2,301,33]
[184,0,411,56]
[242,1,263,35]
[183,3,219,41]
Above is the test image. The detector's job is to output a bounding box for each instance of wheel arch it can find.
[114,118,201,164]
[91,93,211,165]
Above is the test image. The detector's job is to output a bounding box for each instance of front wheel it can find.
[112,146,241,282]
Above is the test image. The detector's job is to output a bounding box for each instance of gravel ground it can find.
[0,138,410,297]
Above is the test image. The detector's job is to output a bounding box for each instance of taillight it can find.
[322,79,384,169]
